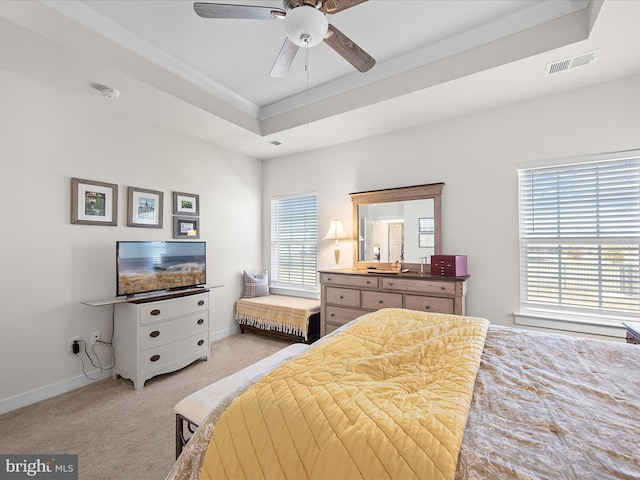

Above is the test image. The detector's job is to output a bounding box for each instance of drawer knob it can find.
[339,295,344,299]
[389,282,394,286]
[425,305,431,310]
[150,354,160,362]
[330,313,335,317]
[198,300,205,306]
[327,277,332,281]
[149,330,160,338]
[441,286,445,291]
[150,309,161,316]
[366,280,371,284]
[198,339,205,346]
[379,300,384,304]
[197,318,204,325]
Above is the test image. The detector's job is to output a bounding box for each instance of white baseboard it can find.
[0,369,111,415]
[1,330,238,415]
[210,326,240,342]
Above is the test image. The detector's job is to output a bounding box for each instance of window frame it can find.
[270,192,319,294]
[515,150,640,337]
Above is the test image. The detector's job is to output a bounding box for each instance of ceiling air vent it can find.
[261,140,283,147]
[545,49,601,76]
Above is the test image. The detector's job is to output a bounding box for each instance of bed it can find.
[166,308,640,480]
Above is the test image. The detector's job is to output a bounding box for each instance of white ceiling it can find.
[1,0,640,159]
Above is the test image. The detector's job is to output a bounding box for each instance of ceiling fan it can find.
[193,0,376,78]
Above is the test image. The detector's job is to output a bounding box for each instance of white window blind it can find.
[518,152,640,324]
[270,193,318,291]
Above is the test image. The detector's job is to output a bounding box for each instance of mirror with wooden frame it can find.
[350,183,443,272]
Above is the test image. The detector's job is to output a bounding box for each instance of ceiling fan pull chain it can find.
[306,45,310,127]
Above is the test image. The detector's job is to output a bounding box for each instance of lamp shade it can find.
[284,5,328,47]
[323,220,347,241]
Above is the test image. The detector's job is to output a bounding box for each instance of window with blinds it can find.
[270,193,318,291]
[518,151,640,325]
[519,151,640,323]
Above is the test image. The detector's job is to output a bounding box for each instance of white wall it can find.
[263,73,640,336]
[0,70,263,413]
[3,67,638,414]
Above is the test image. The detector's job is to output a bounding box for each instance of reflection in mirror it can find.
[350,183,443,272]
[358,199,435,262]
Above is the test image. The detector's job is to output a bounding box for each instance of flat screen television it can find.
[116,241,206,297]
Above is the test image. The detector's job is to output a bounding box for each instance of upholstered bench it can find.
[235,294,321,344]
[174,342,310,458]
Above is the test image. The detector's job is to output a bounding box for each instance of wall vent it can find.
[545,49,601,76]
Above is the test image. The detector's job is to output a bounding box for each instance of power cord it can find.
[72,339,114,380]
[95,339,115,370]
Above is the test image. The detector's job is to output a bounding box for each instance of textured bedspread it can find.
[457,325,640,480]
[167,315,640,480]
[202,309,488,480]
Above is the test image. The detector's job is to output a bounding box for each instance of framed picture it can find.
[173,191,199,216]
[419,233,435,248]
[127,187,163,228]
[419,217,434,233]
[173,216,200,239]
[71,178,118,226]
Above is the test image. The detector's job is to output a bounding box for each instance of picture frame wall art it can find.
[127,186,163,228]
[173,216,200,239]
[71,178,118,226]
[173,191,199,216]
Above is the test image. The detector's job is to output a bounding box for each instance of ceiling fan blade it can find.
[193,2,285,20]
[270,38,300,78]
[324,24,375,72]
[320,0,368,14]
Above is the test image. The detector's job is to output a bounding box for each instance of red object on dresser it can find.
[431,255,468,277]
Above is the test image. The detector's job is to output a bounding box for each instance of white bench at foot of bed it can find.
[174,342,311,458]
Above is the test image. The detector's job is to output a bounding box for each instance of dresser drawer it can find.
[321,273,379,289]
[325,323,343,335]
[325,287,361,308]
[138,294,209,324]
[405,295,454,314]
[140,332,208,374]
[140,311,208,348]
[362,290,403,310]
[325,306,369,327]
[381,278,456,296]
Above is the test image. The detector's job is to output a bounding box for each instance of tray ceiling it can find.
[2,0,640,158]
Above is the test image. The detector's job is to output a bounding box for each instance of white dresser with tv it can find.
[112,290,210,390]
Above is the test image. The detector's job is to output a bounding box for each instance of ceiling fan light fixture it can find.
[284,5,328,47]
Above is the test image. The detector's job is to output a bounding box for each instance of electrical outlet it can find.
[69,336,81,352]
[90,331,101,345]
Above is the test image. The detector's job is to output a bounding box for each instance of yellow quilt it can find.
[200,309,489,480]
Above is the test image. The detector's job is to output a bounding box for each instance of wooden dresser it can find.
[319,270,468,336]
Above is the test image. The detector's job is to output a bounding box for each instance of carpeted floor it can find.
[0,332,293,480]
